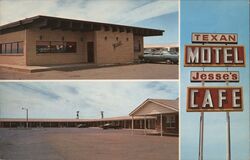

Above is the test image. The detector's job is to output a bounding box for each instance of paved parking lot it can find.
[0,128,178,160]
[0,63,178,80]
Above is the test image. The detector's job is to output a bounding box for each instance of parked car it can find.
[77,123,88,128]
[101,123,122,129]
[144,48,154,55]
[140,50,179,64]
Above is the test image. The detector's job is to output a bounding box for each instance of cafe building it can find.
[0,15,164,66]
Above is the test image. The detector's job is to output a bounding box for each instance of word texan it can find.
[192,33,237,44]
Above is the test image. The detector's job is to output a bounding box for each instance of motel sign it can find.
[184,45,245,67]
[185,32,245,160]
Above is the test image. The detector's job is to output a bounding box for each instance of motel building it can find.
[144,43,179,53]
[0,15,163,67]
[0,98,179,136]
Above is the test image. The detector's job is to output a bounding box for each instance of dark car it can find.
[101,123,122,129]
[144,48,155,55]
[141,50,179,64]
[77,123,88,128]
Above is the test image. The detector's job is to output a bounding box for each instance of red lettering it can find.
[220,35,227,41]
[211,34,217,41]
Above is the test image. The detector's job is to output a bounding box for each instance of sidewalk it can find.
[0,63,98,73]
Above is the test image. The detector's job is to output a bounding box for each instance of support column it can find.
[160,114,163,136]
[131,116,134,135]
[144,116,147,135]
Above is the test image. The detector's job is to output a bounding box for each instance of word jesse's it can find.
[184,45,245,67]
[190,71,239,82]
[192,33,237,44]
[187,87,243,112]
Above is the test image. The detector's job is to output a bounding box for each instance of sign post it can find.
[226,112,231,160]
[198,112,204,160]
[184,33,245,160]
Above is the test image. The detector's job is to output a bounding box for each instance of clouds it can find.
[0,0,178,25]
[0,81,178,119]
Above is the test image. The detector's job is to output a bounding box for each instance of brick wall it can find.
[95,27,135,64]
[25,27,94,66]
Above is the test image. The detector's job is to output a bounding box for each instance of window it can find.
[166,115,176,128]
[50,41,64,53]
[36,41,77,54]
[0,41,24,54]
[65,42,76,53]
[1,44,5,54]
[18,42,24,53]
[36,41,50,53]
[12,42,18,53]
[5,43,11,53]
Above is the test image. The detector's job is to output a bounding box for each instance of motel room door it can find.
[87,42,94,63]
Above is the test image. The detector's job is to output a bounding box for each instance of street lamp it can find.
[101,111,104,119]
[22,107,28,128]
[76,111,79,119]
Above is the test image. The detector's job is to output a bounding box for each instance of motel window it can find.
[166,115,175,128]
[0,41,24,54]
[36,41,77,54]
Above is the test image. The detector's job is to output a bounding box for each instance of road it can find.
[0,63,178,80]
[0,128,178,160]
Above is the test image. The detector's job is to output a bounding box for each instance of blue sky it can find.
[0,81,178,119]
[180,0,249,160]
[0,0,178,44]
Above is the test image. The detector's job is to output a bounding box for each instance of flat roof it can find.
[0,15,164,36]
[144,43,179,48]
[0,116,156,123]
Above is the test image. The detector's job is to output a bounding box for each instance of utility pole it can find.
[22,107,28,128]
[101,111,104,119]
[76,111,79,119]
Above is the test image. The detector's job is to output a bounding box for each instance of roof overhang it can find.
[0,15,164,36]
[129,99,179,116]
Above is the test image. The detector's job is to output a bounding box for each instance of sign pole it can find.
[198,67,205,160]
[226,67,231,160]
[198,112,204,160]
[226,112,231,160]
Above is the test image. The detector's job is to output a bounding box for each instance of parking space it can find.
[0,128,178,160]
[0,63,178,80]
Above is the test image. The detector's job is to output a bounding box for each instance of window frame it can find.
[0,41,24,55]
[36,41,77,54]
[165,115,176,128]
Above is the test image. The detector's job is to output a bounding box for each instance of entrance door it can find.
[87,42,94,63]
